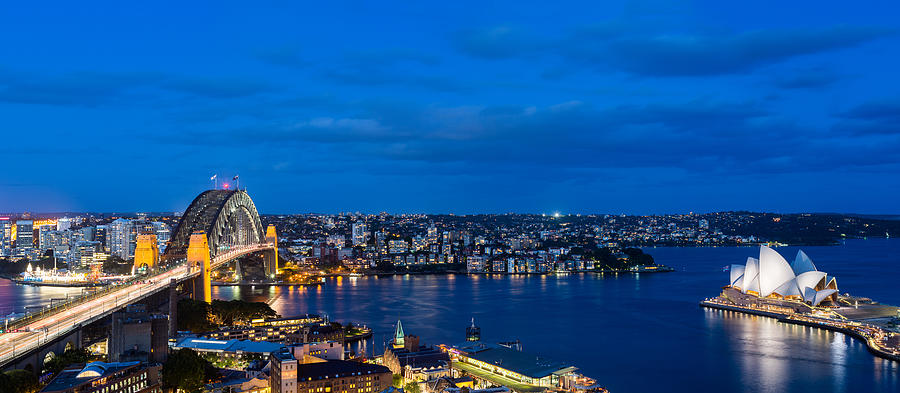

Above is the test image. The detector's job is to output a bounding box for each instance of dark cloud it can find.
[832,99,900,136]
[454,26,548,60]
[455,24,892,77]
[773,68,843,89]
[154,97,900,181]
[839,99,900,122]
[0,69,274,107]
[598,26,890,76]
[319,48,468,92]
[255,45,310,69]
[160,77,275,99]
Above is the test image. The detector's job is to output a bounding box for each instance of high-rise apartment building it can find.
[107,219,132,259]
[352,222,367,246]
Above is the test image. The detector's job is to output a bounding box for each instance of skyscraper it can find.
[15,220,34,249]
[0,218,10,256]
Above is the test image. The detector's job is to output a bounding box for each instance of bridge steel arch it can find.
[164,190,266,263]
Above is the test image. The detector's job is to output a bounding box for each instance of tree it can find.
[0,370,40,393]
[177,299,214,332]
[43,348,94,374]
[209,300,278,326]
[392,374,403,388]
[404,381,422,393]
[102,256,134,275]
[162,349,216,393]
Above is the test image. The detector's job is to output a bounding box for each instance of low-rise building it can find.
[271,349,391,393]
[41,361,161,393]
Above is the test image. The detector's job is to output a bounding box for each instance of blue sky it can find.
[2,1,900,214]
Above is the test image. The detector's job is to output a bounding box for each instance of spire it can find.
[393,320,405,348]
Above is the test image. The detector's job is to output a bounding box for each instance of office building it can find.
[0,217,11,256]
[15,219,34,249]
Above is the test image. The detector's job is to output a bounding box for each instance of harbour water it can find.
[2,239,899,392]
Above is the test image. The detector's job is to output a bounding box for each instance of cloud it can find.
[599,26,890,76]
[455,24,892,77]
[160,77,274,98]
[839,99,900,122]
[773,68,843,89]
[832,99,900,135]
[0,69,274,107]
[454,26,547,60]
[255,45,309,68]
[160,97,900,176]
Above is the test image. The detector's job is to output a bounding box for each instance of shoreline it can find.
[700,300,900,363]
[211,268,677,286]
[0,276,107,288]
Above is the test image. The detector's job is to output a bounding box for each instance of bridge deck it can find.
[0,243,273,369]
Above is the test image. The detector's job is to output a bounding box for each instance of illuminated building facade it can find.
[202,315,343,344]
[383,321,451,383]
[108,219,133,259]
[728,246,839,306]
[352,222,367,246]
[41,361,162,393]
[271,350,391,393]
[0,217,11,256]
[15,219,34,248]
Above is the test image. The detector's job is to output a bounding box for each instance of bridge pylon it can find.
[187,231,212,303]
[265,224,278,278]
[133,234,159,274]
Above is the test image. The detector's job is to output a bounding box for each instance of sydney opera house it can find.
[727,246,839,307]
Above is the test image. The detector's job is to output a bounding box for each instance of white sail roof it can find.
[758,246,796,297]
[726,248,840,306]
[813,289,838,306]
[792,250,817,275]
[730,264,745,288]
[741,257,760,294]
[803,287,818,303]
[796,271,827,295]
[773,277,801,297]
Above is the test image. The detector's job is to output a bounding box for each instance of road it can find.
[0,243,273,368]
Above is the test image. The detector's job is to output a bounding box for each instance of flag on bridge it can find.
[210,174,217,181]
[233,175,238,180]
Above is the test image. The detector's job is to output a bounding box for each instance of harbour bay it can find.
[2,239,899,392]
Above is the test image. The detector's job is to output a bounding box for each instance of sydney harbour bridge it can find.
[0,189,278,371]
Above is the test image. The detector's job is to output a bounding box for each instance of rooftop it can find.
[41,361,141,393]
[296,360,391,380]
[174,337,285,354]
[453,343,572,379]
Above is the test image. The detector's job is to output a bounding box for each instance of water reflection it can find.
[5,240,899,393]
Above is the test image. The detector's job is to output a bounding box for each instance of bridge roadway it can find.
[0,243,274,369]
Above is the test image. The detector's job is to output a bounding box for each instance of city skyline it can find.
[3,1,900,214]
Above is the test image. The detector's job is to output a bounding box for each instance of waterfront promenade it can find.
[700,298,900,362]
